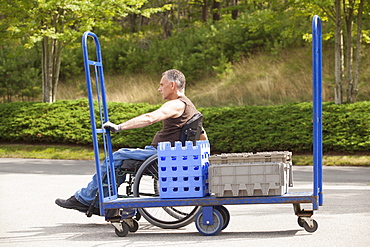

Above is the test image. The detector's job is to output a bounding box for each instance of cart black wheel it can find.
[297,217,304,227]
[128,219,139,232]
[195,209,224,236]
[135,211,141,221]
[133,154,200,229]
[115,222,129,237]
[215,205,230,230]
[303,219,318,233]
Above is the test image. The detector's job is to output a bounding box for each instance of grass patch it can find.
[57,74,161,105]
[0,144,104,160]
[293,155,370,166]
[58,46,370,107]
[0,144,369,166]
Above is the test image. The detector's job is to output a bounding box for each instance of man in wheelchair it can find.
[55,69,207,215]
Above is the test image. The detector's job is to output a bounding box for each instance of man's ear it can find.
[171,81,176,90]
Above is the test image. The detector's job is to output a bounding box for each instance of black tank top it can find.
[151,95,199,147]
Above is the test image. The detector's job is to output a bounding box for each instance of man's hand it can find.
[103,121,121,133]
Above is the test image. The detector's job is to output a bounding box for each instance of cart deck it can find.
[102,192,317,209]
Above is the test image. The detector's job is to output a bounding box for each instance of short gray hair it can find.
[163,69,186,91]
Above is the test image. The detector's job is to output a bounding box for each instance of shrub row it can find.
[1,99,369,154]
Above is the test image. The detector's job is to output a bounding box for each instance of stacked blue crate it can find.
[157,140,210,198]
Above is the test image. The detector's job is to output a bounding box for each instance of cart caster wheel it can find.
[128,219,139,232]
[114,222,129,237]
[135,211,141,221]
[303,219,318,233]
[195,209,223,236]
[297,217,304,227]
[215,205,230,230]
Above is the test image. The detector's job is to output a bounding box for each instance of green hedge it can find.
[1,99,369,154]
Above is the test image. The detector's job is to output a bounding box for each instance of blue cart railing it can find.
[82,31,117,217]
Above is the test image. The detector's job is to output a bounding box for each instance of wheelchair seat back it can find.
[180,113,203,145]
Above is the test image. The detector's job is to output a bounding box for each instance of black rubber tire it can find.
[115,222,129,237]
[303,219,318,233]
[195,208,224,236]
[134,211,141,221]
[297,217,304,227]
[215,205,230,230]
[128,219,139,232]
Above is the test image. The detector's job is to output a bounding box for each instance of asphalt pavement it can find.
[0,158,369,247]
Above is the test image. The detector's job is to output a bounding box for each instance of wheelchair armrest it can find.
[119,159,144,172]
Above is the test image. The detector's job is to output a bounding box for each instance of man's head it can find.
[158,69,186,100]
[162,69,186,92]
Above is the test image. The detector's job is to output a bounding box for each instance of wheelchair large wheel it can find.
[133,154,200,229]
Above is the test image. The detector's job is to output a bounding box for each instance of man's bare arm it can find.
[117,99,185,131]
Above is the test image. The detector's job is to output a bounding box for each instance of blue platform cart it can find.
[82,15,324,237]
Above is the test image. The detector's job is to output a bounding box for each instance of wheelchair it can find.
[87,113,204,229]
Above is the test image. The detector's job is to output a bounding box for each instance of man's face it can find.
[158,75,174,100]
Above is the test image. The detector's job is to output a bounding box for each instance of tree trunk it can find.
[42,37,53,103]
[352,0,364,103]
[42,36,62,103]
[138,14,143,32]
[212,0,220,21]
[334,0,343,104]
[345,1,354,103]
[162,9,172,39]
[41,7,65,104]
[202,0,208,22]
[130,13,137,33]
[177,0,181,30]
[52,39,63,103]
[232,0,238,20]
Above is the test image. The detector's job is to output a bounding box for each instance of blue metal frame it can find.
[82,31,117,216]
[83,15,323,219]
[312,15,324,208]
[101,192,317,209]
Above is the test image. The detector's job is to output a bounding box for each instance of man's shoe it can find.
[86,206,101,216]
[55,196,89,212]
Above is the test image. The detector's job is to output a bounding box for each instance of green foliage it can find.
[202,102,313,153]
[0,40,41,102]
[0,99,369,154]
[2,0,369,103]
[0,0,168,103]
[1,0,159,48]
[0,100,91,144]
[321,101,370,153]
[65,9,308,82]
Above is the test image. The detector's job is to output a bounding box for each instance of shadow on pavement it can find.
[1,220,303,244]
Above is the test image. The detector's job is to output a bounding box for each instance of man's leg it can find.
[55,158,110,212]
[55,146,157,212]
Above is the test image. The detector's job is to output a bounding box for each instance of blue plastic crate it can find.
[157,140,210,198]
